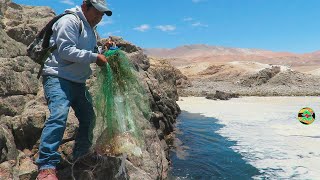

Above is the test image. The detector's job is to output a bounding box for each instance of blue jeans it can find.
[36,75,95,170]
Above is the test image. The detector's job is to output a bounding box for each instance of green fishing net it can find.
[93,49,151,157]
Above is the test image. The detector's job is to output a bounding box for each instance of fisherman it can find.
[36,0,112,179]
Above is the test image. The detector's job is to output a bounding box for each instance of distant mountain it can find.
[144,44,294,58]
[144,45,320,71]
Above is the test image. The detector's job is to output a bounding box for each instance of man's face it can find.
[85,6,104,27]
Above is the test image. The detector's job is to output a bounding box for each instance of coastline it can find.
[178,81,320,97]
[176,96,320,179]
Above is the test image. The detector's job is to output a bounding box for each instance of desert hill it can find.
[145,45,320,97]
[144,44,320,73]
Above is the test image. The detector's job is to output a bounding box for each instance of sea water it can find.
[169,111,260,179]
[171,97,320,179]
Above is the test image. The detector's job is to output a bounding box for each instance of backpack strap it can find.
[36,12,83,79]
[42,12,83,51]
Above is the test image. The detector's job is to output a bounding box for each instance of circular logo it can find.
[298,107,315,125]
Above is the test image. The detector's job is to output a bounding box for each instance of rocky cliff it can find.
[0,1,180,179]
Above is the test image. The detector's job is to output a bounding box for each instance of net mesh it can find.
[93,49,151,157]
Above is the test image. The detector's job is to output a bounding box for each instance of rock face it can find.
[0,2,180,180]
[148,57,179,101]
[1,0,55,45]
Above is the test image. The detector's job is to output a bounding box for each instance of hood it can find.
[65,6,91,27]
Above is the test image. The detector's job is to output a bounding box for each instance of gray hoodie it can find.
[42,6,99,83]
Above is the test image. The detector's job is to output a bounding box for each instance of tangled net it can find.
[93,49,151,157]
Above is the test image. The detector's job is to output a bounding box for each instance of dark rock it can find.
[160,139,169,156]
[205,93,217,100]
[157,129,164,140]
[68,152,128,180]
[240,66,281,87]
[11,111,46,149]
[99,36,149,71]
[127,51,150,71]
[148,58,179,101]
[150,112,163,129]
[0,124,19,163]
[206,90,239,100]
[174,68,192,88]
[100,36,141,54]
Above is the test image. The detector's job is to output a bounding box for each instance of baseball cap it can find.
[87,0,112,16]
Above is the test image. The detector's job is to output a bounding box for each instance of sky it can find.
[12,0,320,53]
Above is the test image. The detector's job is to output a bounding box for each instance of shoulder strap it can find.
[41,12,83,49]
[41,13,69,48]
[36,12,83,79]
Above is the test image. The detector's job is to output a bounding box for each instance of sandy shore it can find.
[177,96,320,179]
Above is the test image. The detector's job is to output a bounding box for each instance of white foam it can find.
[177,96,320,179]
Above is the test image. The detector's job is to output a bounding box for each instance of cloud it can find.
[133,24,150,32]
[155,25,176,32]
[192,22,208,27]
[60,0,75,6]
[183,17,193,22]
[99,18,113,26]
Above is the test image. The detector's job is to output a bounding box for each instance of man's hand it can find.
[104,39,116,50]
[96,54,108,66]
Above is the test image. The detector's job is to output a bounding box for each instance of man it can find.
[36,0,112,179]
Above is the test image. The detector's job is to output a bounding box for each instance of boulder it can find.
[206,90,239,100]
[0,160,15,180]
[13,151,38,180]
[10,111,46,149]
[1,2,55,45]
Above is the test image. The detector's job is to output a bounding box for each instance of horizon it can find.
[12,0,320,54]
